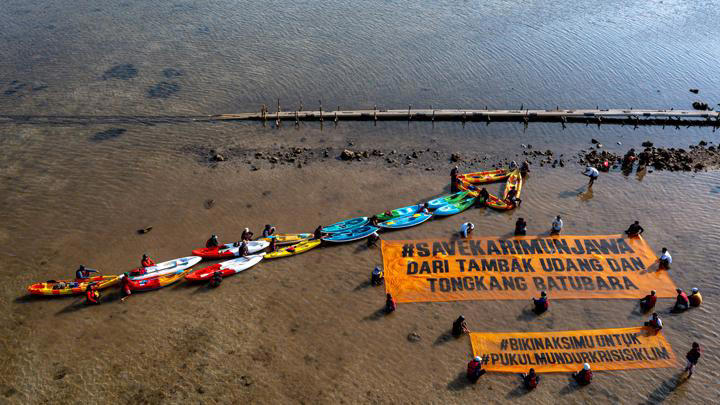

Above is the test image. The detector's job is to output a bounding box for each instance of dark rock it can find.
[699,140,708,146]
[137,226,152,234]
[196,387,205,394]
[102,64,138,80]
[641,141,654,147]
[591,138,599,144]
[269,157,278,163]
[692,101,710,110]
[148,81,180,98]
[694,163,705,170]
[340,149,355,160]
[323,150,329,158]
[204,199,215,209]
[407,332,421,342]
[213,154,225,162]
[162,68,183,78]
[689,88,699,94]
[450,153,461,162]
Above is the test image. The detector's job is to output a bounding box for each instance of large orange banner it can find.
[470,327,676,373]
[381,235,676,302]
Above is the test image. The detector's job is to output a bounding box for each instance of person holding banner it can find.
[384,293,396,314]
[532,291,549,314]
[639,290,657,312]
[684,342,701,377]
[371,266,384,286]
[658,248,672,269]
[625,221,644,237]
[644,312,663,333]
[689,288,702,307]
[466,356,486,383]
[514,218,527,236]
[572,363,593,386]
[452,315,469,338]
[522,368,540,390]
[673,288,690,312]
[550,216,563,235]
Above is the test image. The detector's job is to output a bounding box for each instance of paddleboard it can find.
[375,204,423,222]
[322,217,369,233]
[264,239,322,259]
[27,275,120,296]
[322,225,379,242]
[378,213,432,229]
[191,241,269,259]
[129,256,202,281]
[260,233,312,245]
[186,254,264,281]
[434,197,476,216]
[426,192,469,210]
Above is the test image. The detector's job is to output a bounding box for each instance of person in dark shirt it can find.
[684,342,701,377]
[262,225,276,238]
[206,234,219,248]
[523,368,540,390]
[450,166,460,192]
[371,266,384,286]
[75,265,98,280]
[639,290,656,312]
[625,221,644,237]
[241,228,253,241]
[452,315,469,338]
[514,218,527,236]
[209,271,223,288]
[572,363,593,385]
[385,293,397,313]
[533,291,548,314]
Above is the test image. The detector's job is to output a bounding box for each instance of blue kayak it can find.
[322,225,379,242]
[378,213,433,229]
[426,192,469,210]
[434,197,476,216]
[322,217,369,233]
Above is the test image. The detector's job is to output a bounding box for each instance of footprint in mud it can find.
[102,64,138,80]
[90,128,126,142]
[147,81,179,98]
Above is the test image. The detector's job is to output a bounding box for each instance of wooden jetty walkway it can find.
[1,107,718,127]
[213,107,720,127]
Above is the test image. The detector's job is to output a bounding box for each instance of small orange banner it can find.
[381,235,676,302]
[470,327,676,373]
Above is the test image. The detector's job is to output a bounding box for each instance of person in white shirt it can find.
[583,166,599,187]
[551,216,563,235]
[644,312,663,333]
[461,222,475,238]
[659,247,672,269]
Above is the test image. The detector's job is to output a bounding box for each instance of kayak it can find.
[323,225,379,242]
[485,194,513,211]
[375,204,423,222]
[322,217,369,233]
[27,275,120,296]
[434,197,476,216]
[503,168,523,200]
[191,241,269,259]
[264,239,322,259]
[186,254,264,281]
[259,233,312,245]
[458,169,509,184]
[378,213,432,229]
[126,268,192,291]
[426,192,469,210]
[128,256,202,281]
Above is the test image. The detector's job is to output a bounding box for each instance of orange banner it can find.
[470,327,676,373]
[381,235,676,302]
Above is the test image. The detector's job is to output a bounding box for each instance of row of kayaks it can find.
[27,167,523,296]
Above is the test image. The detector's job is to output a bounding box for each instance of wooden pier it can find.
[212,107,720,127]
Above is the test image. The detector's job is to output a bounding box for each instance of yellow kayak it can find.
[27,275,120,296]
[260,233,313,246]
[264,240,321,259]
[458,169,509,184]
[503,168,523,200]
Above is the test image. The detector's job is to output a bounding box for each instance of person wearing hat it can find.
[460,222,475,238]
[452,315,469,338]
[572,363,593,385]
[262,224,276,238]
[658,248,672,269]
[141,254,155,268]
[466,356,486,383]
[241,228,253,242]
[533,291,549,314]
[673,288,690,312]
[205,234,220,248]
[688,288,702,307]
[75,264,98,280]
[384,293,397,314]
[522,368,540,390]
[639,290,657,312]
[550,216,563,235]
[684,342,701,377]
[371,266,384,286]
[644,312,663,333]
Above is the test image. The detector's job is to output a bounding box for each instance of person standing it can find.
[533,291,548,314]
[367,231,380,248]
[515,218,527,236]
[684,342,701,377]
[385,293,397,314]
[120,273,132,302]
[550,216,563,235]
[262,225,276,238]
[450,166,460,192]
[583,166,599,187]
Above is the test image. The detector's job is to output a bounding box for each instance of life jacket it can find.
[141,258,155,268]
[526,375,538,388]
[130,268,147,277]
[466,361,480,377]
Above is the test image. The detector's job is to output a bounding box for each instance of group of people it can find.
[449,163,528,209]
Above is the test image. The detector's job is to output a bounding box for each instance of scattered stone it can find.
[240,375,253,387]
[269,157,278,163]
[407,332,421,343]
[689,88,699,94]
[692,101,710,110]
[196,387,205,394]
[617,141,622,145]
[90,128,126,142]
[340,149,355,160]
[137,226,153,234]
[450,153,461,162]
[102,64,138,80]
[212,154,225,162]
[591,138,599,144]
[162,68,183,78]
[699,140,708,146]
[641,141,654,147]
[204,199,215,209]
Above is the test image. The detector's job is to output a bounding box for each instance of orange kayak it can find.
[485,194,513,211]
[503,169,523,200]
[458,169,509,185]
[27,275,120,296]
